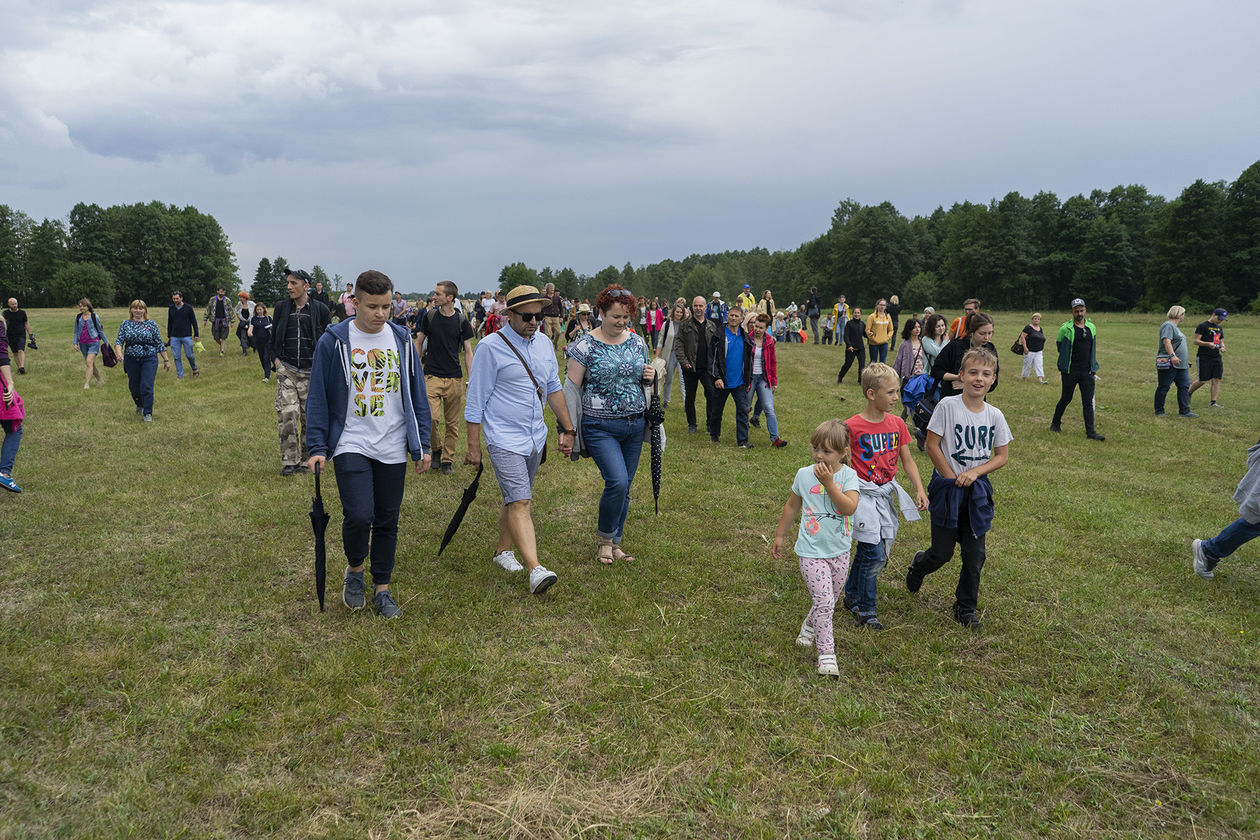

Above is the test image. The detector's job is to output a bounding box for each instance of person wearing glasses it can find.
[465,285,574,594]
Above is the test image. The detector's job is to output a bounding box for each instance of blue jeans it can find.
[170,336,197,378]
[1154,366,1191,414]
[123,355,158,416]
[869,342,889,363]
[0,419,21,474]
[844,539,887,617]
[582,414,645,541]
[1201,517,1260,566]
[332,453,407,584]
[751,374,779,439]
[710,384,751,444]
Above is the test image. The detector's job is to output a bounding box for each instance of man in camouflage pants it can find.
[270,269,331,475]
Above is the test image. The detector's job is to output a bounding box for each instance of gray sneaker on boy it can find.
[343,568,365,610]
[373,589,401,619]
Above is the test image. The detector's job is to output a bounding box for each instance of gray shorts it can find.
[487,444,543,504]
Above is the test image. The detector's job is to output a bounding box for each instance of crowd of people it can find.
[0,282,1251,670]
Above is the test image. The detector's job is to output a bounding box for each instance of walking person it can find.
[931,312,998,398]
[3,299,30,375]
[0,316,24,492]
[271,268,332,475]
[167,291,200,379]
[1019,313,1047,383]
[565,284,656,565]
[114,300,171,421]
[1189,308,1227,408]
[654,300,688,409]
[541,282,564,348]
[865,299,894,363]
[464,285,574,592]
[306,269,432,619]
[887,295,902,352]
[204,286,234,357]
[748,313,787,447]
[806,287,822,344]
[414,280,474,475]
[1050,298,1104,441]
[921,312,949,373]
[645,299,664,351]
[1192,437,1260,581]
[247,303,274,382]
[677,296,715,435]
[235,292,253,355]
[72,299,108,389]
[892,317,925,418]
[836,306,865,385]
[1154,305,1195,418]
[708,306,755,448]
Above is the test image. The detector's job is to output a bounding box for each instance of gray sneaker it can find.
[1191,539,1215,580]
[492,550,524,572]
[373,589,401,619]
[342,569,366,609]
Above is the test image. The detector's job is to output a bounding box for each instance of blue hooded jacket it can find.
[306,320,431,462]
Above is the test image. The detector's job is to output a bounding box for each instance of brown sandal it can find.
[611,544,635,563]
[597,537,615,565]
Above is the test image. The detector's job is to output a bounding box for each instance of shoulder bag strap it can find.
[497,332,545,404]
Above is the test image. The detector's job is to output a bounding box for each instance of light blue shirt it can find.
[465,324,562,456]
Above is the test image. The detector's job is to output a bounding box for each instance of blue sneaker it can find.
[342,569,365,610]
[0,473,21,493]
[373,589,401,619]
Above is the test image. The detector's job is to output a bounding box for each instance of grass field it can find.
[1,307,1257,839]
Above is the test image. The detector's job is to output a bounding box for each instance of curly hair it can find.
[594,284,636,315]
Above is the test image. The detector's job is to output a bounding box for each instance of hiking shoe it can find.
[1086,431,1106,441]
[906,551,925,593]
[1192,539,1215,580]
[771,437,788,448]
[738,442,754,450]
[1179,411,1199,418]
[795,618,816,648]
[342,569,366,610]
[143,414,153,422]
[373,589,401,619]
[1049,422,1061,433]
[954,610,982,630]
[492,550,524,572]
[817,654,839,678]
[281,464,298,476]
[17,367,24,375]
[749,418,761,428]
[855,613,884,631]
[1155,411,1168,417]
[687,425,697,434]
[440,461,454,475]
[0,473,21,493]
[529,565,557,594]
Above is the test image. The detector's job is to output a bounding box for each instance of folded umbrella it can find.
[438,462,484,555]
[645,380,665,514]
[309,463,331,611]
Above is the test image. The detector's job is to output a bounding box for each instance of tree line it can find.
[500,160,1260,315]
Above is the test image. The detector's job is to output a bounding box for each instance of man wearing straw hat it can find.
[465,285,574,594]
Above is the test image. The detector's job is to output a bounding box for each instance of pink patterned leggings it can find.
[799,553,851,655]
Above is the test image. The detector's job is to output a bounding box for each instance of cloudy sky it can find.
[1,0,1256,292]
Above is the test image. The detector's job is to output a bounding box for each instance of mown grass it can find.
[1,307,1256,838]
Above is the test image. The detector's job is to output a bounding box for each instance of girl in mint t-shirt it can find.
[772,419,861,678]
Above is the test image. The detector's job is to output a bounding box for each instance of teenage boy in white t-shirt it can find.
[905,347,1011,630]
[307,270,432,618]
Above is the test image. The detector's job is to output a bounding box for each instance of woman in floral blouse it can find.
[114,299,170,421]
[566,284,656,565]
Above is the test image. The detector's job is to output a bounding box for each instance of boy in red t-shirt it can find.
[844,363,928,629]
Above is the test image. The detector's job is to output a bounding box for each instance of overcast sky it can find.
[2,0,1257,293]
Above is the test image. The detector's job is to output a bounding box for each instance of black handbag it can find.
[1010,336,1024,355]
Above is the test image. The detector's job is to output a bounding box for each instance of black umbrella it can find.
[645,381,665,514]
[310,463,331,611]
[438,462,484,555]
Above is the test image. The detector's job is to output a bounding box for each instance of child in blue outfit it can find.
[772,419,860,678]
[306,270,432,619]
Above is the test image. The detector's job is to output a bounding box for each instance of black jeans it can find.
[710,384,751,444]
[1052,370,1096,433]
[333,453,407,584]
[682,367,715,431]
[255,336,273,378]
[837,345,865,384]
[810,314,820,343]
[912,504,987,615]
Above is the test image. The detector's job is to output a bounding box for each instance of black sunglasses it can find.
[607,289,634,298]
[514,311,544,322]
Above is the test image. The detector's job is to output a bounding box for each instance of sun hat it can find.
[505,285,548,310]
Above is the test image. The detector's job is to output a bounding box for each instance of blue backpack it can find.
[901,372,934,412]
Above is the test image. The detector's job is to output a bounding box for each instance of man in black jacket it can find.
[271,268,331,475]
[708,306,755,448]
[676,295,714,435]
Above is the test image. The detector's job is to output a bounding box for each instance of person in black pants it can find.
[677,296,715,435]
[836,307,865,385]
[1050,298,1104,441]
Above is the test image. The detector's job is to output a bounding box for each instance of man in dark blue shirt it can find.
[707,306,755,449]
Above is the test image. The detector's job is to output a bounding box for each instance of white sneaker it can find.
[492,550,524,572]
[817,654,839,678]
[1192,539,1214,580]
[795,618,816,648]
[528,564,557,594]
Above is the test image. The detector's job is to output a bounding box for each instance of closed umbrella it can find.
[438,462,484,555]
[310,463,331,611]
[645,380,665,513]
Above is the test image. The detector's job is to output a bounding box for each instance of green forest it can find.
[3,160,1257,313]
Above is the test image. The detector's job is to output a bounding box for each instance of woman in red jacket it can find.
[749,313,787,447]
